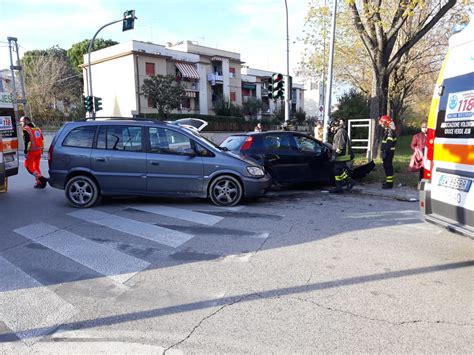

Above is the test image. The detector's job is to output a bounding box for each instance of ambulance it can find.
[0,87,19,193]
[419,20,474,237]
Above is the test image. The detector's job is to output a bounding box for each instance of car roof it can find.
[228,130,309,136]
[66,117,172,128]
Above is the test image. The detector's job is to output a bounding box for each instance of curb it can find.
[351,184,419,202]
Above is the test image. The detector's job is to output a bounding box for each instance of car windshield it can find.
[220,135,248,151]
[187,129,223,150]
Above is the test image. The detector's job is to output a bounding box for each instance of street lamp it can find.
[322,0,337,142]
[284,0,290,122]
[87,10,137,119]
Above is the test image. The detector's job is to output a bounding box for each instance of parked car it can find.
[220,131,334,185]
[48,119,271,208]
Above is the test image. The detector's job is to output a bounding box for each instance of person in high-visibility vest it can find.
[20,116,48,188]
[330,119,354,193]
[379,115,397,189]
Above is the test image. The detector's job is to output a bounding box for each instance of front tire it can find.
[65,175,101,208]
[209,175,243,207]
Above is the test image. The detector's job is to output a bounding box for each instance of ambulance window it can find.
[63,126,97,148]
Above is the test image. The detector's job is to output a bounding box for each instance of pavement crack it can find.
[163,295,250,354]
[292,297,431,326]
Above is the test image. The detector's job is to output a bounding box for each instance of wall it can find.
[86,54,136,117]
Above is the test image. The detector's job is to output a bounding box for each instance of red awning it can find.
[175,63,200,79]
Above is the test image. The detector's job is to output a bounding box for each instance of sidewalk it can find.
[352,182,419,202]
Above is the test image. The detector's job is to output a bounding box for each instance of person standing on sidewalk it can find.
[379,115,397,189]
[20,116,48,188]
[330,119,354,193]
[314,121,324,141]
[410,121,427,181]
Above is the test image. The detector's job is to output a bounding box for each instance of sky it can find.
[0,0,310,76]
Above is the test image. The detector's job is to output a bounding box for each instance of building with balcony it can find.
[166,41,243,114]
[84,40,304,119]
[82,41,201,117]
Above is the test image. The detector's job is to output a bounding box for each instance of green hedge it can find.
[138,112,281,131]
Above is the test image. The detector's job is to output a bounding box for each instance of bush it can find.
[213,99,243,117]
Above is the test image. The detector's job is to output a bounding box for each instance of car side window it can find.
[96,126,106,149]
[62,126,96,148]
[294,135,323,155]
[149,127,194,155]
[195,143,215,157]
[106,126,142,152]
[264,134,291,151]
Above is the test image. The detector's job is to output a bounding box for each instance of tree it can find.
[332,89,370,120]
[347,0,457,154]
[141,74,186,118]
[67,38,118,73]
[242,97,265,119]
[23,46,82,124]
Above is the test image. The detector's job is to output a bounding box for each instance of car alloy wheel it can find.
[65,175,101,208]
[209,175,243,207]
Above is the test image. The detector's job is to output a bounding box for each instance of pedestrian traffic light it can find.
[271,73,284,100]
[84,95,93,112]
[94,96,103,112]
[123,10,136,32]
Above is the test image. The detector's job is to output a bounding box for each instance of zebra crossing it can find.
[0,202,265,345]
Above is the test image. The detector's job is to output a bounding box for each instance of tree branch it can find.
[388,0,457,74]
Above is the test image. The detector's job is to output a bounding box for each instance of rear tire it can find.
[65,175,101,208]
[209,175,243,207]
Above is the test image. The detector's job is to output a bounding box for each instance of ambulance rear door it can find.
[422,22,474,237]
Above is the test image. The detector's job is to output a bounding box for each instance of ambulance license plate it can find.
[4,153,15,163]
[438,175,472,192]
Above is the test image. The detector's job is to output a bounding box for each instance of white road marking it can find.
[68,209,194,248]
[129,204,223,226]
[0,256,78,345]
[14,223,150,285]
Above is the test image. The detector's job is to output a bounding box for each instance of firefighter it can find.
[379,115,397,189]
[20,116,48,188]
[329,119,354,193]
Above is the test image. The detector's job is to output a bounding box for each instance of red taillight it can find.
[48,145,54,168]
[423,128,435,180]
[240,136,254,151]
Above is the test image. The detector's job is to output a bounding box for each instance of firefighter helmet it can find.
[378,115,392,127]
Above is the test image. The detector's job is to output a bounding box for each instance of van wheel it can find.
[65,175,101,208]
[209,175,243,207]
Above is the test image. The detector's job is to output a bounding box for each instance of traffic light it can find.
[123,10,136,31]
[94,96,102,112]
[84,96,93,112]
[271,73,284,100]
[82,96,88,112]
[268,76,274,99]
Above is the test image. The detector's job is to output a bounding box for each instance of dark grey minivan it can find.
[48,119,271,208]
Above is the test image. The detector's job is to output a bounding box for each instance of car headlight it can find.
[246,166,265,177]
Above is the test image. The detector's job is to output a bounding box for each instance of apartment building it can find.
[84,40,304,118]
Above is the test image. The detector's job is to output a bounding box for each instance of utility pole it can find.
[284,0,290,122]
[7,37,29,119]
[322,0,337,143]
[87,10,136,119]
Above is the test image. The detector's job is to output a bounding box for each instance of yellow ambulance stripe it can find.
[433,143,474,165]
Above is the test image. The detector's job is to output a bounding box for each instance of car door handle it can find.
[268,154,280,161]
[95,157,105,162]
[150,161,160,166]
